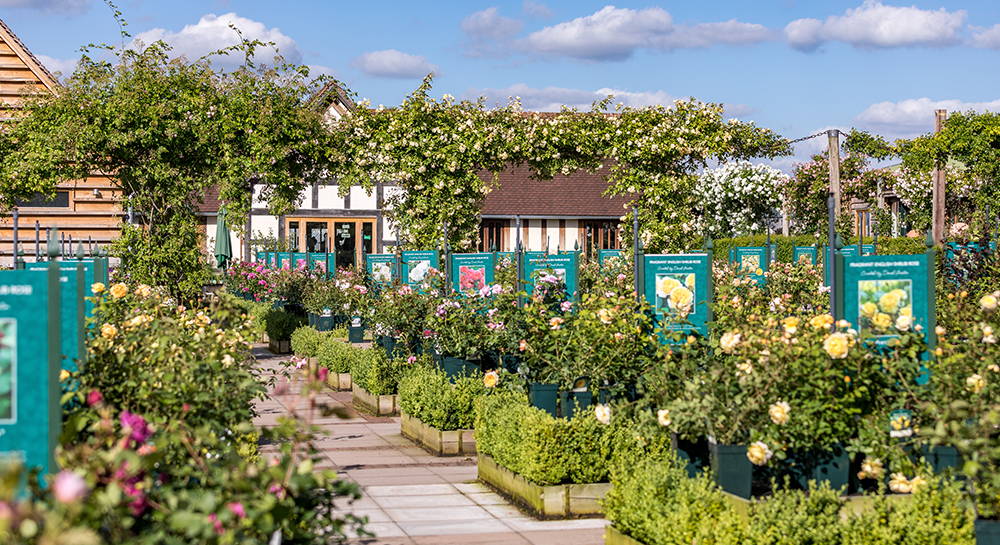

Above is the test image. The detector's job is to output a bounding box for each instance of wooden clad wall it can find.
[0,20,124,264]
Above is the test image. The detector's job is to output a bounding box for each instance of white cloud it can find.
[785,1,966,51]
[522,5,770,61]
[523,0,553,18]
[461,7,524,56]
[36,54,79,78]
[462,7,523,40]
[353,49,438,79]
[856,97,1000,137]
[971,24,1000,49]
[132,13,302,68]
[466,83,676,111]
[0,0,89,12]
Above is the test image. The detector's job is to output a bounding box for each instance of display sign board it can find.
[0,266,61,476]
[730,246,768,285]
[450,253,496,293]
[523,253,580,301]
[51,260,97,319]
[277,252,292,269]
[291,252,308,269]
[25,263,85,372]
[835,253,935,350]
[598,249,624,265]
[838,244,876,258]
[364,254,398,286]
[643,254,712,337]
[793,246,819,265]
[401,251,440,287]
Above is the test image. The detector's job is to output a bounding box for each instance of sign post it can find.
[0,264,62,476]
[643,253,712,338]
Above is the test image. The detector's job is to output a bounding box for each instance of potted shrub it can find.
[264,308,306,354]
[427,293,490,378]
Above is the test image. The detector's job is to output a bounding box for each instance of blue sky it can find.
[5,0,1000,168]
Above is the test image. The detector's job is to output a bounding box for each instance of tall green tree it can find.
[0,28,337,300]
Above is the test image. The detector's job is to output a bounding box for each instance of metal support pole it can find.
[828,130,842,217]
[632,206,641,301]
[11,208,18,267]
[515,215,523,304]
[932,109,947,245]
[34,221,40,262]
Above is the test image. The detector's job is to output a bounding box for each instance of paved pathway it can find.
[252,346,608,545]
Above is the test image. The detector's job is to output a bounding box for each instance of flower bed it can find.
[400,412,475,456]
[477,453,610,518]
[352,382,400,416]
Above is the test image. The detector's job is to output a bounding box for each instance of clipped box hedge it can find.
[398,364,488,431]
[707,235,926,265]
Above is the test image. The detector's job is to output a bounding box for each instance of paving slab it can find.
[254,345,605,545]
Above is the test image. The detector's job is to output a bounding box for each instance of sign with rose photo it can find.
[793,246,818,265]
[450,253,495,293]
[364,253,399,286]
[524,253,579,302]
[0,266,61,476]
[836,253,935,349]
[729,246,768,285]
[25,262,86,372]
[643,254,712,337]
[401,250,440,287]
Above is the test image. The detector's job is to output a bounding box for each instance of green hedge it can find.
[263,308,306,342]
[398,364,488,430]
[350,348,406,396]
[317,337,359,373]
[290,326,327,357]
[707,235,926,265]
[605,456,974,545]
[473,396,670,486]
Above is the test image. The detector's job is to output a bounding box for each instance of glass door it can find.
[306,221,328,253]
[334,222,356,270]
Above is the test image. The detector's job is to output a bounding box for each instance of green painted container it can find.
[528,383,559,418]
[711,442,752,499]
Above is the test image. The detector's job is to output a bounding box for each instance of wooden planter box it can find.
[268,339,291,354]
[477,454,610,518]
[325,372,352,391]
[400,412,475,456]
[605,526,644,545]
[352,383,399,416]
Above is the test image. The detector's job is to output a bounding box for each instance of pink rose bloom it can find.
[52,471,88,503]
[208,513,224,534]
[227,502,247,519]
[86,389,103,407]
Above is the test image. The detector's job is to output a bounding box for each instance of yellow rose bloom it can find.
[100,323,118,340]
[861,302,878,318]
[135,284,152,298]
[657,409,671,427]
[768,401,791,425]
[594,404,611,425]
[981,294,998,311]
[967,373,986,394]
[720,331,742,353]
[91,282,106,295]
[781,317,799,335]
[656,277,681,298]
[878,291,901,313]
[872,312,892,330]
[810,314,834,329]
[59,369,71,381]
[597,308,614,325]
[483,370,499,388]
[754,267,763,276]
[746,441,773,466]
[109,283,129,299]
[823,332,851,359]
[668,286,694,313]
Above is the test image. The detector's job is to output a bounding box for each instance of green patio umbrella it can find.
[214,207,233,268]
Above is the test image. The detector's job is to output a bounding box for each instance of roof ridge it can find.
[0,18,60,92]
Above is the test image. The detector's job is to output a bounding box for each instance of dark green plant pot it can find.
[333,314,349,328]
[710,442,752,499]
[500,354,520,374]
[790,446,850,491]
[673,435,710,479]
[927,445,962,474]
[559,391,592,419]
[348,316,364,343]
[528,383,559,418]
[441,356,479,379]
[977,519,1000,545]
[307,313,316,327]
[382,337,398,358]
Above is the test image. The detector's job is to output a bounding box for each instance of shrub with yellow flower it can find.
[91,282,106,295]
[746,441,773,466]
[768,401,790,425]
[109,283,129,299]
[483,370,499,388]
[100,323,118,340]
[823,332,852,359]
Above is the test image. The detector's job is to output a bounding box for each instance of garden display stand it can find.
[400,412,475,456]
[351,383,399,416]
[477,454,610,519]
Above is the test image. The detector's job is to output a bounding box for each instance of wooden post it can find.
[828,130,842,217]
[932,109,947,245]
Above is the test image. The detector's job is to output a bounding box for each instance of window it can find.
[287,221,300,251]
[479,220,505,252]
[854,210,871,238]
[18,191,69,208]
[581,220,620,257]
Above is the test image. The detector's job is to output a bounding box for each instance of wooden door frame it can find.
[285,216,377,263]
